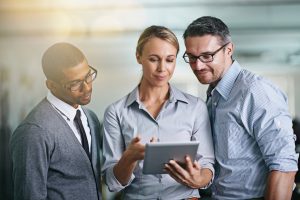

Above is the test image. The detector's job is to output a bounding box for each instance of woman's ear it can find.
[136,53,142,64]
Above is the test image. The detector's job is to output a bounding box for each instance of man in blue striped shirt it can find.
[182,16,298,199]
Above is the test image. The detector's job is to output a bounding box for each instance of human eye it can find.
[188,55,198,62]
[87,71,94,78]
[68,80,82,88]
[166,56,176,63]
[200,54,213,62]
[85,73,93,82]
[166,59,175,63]
[149,56,159,62]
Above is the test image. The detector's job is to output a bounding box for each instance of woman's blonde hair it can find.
[136,25,179,56]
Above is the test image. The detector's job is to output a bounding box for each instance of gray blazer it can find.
[10,99,102,200]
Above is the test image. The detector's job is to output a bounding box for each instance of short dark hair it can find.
[42,42,86,81]
[183,16,231,45]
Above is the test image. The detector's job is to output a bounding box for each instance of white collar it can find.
[47,91,83,121]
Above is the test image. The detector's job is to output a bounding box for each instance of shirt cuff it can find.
[267,153,299,172]
[105,167,135,192]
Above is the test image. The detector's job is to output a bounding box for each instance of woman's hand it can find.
[125,136,145,162]
[113,136,145,185]
[164,156,212,189]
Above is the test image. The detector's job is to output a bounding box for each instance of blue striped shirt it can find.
[208,61,298,199]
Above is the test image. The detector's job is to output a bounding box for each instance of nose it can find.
[157,60,166,72]
[191,59,206,71]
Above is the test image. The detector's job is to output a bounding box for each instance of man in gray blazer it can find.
[10,42,102,200]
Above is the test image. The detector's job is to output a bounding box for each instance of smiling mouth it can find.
[194,70,209,75]
[82,93,91,100]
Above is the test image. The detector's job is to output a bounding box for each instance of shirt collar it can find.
[125,84,189,107]
[47,91,82,121]
[125,86,140,107]
[169,85,189,104]
[214,60,242,101]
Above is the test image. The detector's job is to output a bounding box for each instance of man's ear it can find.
[136,53,142,64]
[46,80,57,91]
[227,43,234,57]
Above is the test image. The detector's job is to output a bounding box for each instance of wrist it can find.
[197,168,213,188]
[123,149,138,164]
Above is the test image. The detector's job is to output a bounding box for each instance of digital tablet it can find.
[142,141,200,174]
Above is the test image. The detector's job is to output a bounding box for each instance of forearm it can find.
[113,150,138,185]
[265,170,296,200]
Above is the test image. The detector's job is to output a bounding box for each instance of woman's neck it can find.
[138,80,170,119]
[139,81,169,103]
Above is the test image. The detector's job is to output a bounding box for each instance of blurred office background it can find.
[1,0,300,199]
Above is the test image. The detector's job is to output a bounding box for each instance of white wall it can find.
[1,0,300,129]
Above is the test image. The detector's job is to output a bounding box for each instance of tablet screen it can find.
[142,141,200,174]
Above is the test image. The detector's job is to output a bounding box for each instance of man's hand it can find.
[164,156,212,189]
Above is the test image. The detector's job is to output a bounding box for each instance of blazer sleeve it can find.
[10,123,53,200]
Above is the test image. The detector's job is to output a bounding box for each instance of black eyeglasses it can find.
[183,42,230,64]
[63,66,97,92]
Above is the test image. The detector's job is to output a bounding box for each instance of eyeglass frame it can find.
[61,65,98,92]
[183,42,230,64]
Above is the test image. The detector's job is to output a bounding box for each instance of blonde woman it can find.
[102,25,214,199]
